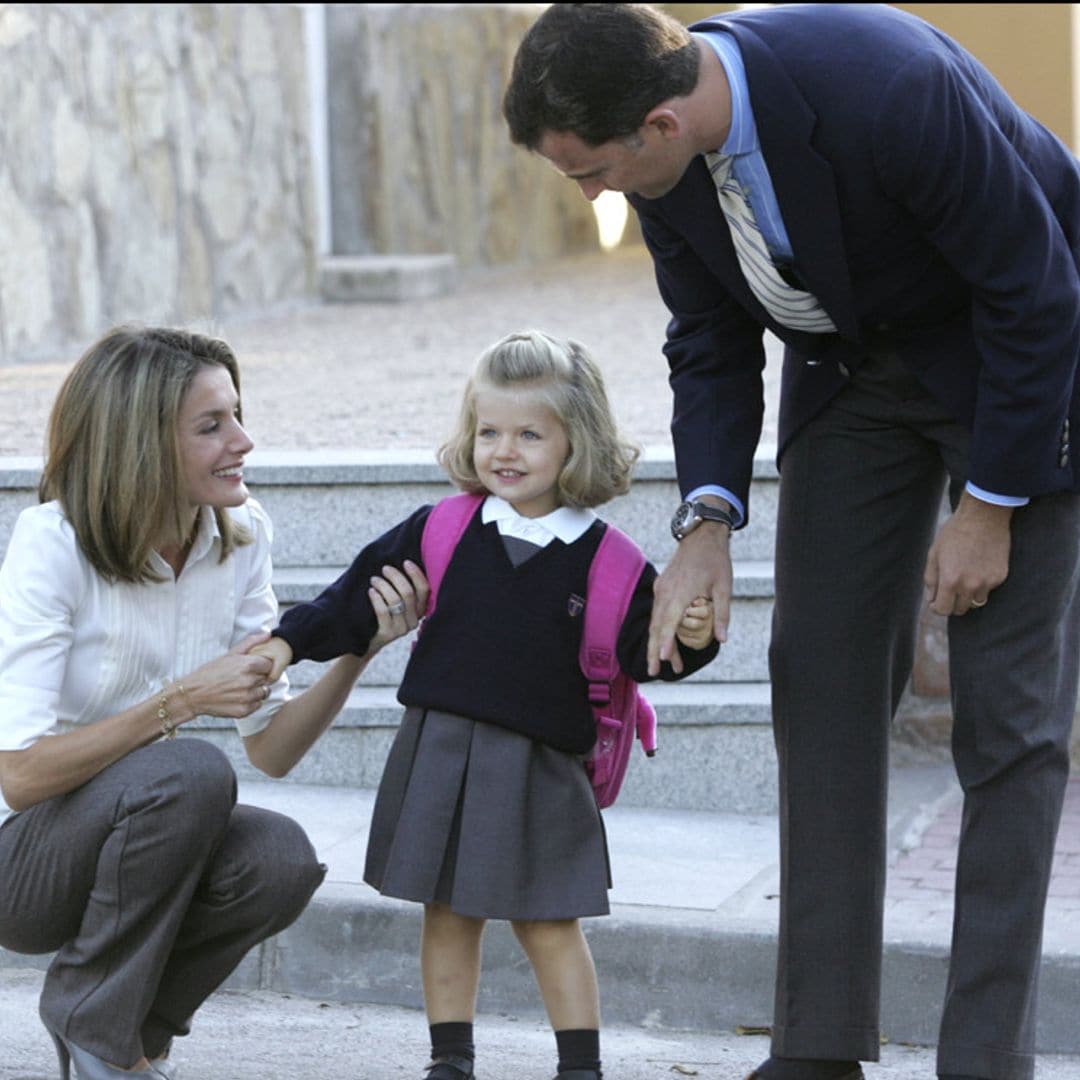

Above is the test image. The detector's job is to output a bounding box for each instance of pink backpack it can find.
[419,493,658,809]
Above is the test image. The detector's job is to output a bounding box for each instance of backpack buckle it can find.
[588,684,611,706]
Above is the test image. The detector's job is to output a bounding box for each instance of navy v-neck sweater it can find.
[274,504,718,753]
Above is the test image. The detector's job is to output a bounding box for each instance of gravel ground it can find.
[0,246,782,461]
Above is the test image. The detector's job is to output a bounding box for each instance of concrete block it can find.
[319,254,457,303]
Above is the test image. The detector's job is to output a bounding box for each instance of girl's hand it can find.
[368,560,430,654]
[675,596,714,651]
[247,636,294,683]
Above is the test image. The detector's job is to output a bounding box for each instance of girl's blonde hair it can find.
[438,329,640,508]
[39,324,251,583]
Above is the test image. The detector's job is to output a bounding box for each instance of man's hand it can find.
[924,491,1012,615]
[648,521,732,675]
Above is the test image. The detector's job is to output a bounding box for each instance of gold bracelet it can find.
[157,690,177,739]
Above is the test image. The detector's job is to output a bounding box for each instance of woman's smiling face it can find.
[177,364,254,513]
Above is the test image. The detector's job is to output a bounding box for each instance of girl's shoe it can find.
[44,1021,172,1080]
[424,1054,476,1079]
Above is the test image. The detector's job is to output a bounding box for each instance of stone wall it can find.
[0,3,318,365]
[0,4,602,365]
[0,2,315,367]
[325,3,599,265]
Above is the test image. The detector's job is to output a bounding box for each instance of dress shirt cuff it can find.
[233,672,290,738]
[965,482,1029,508]
[684,485,746,528]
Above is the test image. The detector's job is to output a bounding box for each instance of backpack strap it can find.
[580,523,645,709]
[419,492,485,620]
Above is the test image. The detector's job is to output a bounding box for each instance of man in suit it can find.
[504,5,1080,1080]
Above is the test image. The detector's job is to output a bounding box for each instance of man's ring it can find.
[389,601,406,615]
[971,598,987,608]
[262,684,271,699]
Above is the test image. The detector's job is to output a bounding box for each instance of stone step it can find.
[0,448,780,568]
[184,681,778,814]
[276,557,775,687]
[0,450,780,567]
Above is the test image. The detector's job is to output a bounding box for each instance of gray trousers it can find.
[0,738,326,1068]
[768,351,1080,1080]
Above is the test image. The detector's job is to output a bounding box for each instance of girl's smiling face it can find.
[177,364,255,514]
[472,385,571,518]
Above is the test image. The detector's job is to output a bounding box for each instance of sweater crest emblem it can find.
[567,593,585,618]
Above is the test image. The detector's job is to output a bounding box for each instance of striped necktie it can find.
[705,151,836,333]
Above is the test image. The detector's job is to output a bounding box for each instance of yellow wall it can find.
[663,3,738,23]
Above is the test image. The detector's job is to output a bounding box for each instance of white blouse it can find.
[0,498,289,824]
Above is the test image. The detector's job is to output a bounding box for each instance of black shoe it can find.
[746,1059,863,1080]
[425,1055,475,1080]
[554,1072,602,1080]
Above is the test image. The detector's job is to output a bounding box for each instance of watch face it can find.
[671,502,695,538]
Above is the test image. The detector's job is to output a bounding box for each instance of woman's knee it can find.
[117,738,236,843]
[221,806,326,929]
[165,738,237,804]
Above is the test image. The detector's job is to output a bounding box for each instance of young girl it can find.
[255,330,718,1080]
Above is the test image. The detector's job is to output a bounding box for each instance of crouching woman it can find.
[0,326,425,1078]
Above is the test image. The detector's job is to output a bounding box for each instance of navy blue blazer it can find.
[628,3,1080,520]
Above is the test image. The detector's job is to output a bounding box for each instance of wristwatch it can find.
[671,499,736,540]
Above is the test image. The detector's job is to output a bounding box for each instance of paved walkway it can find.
[889,778,1080,947]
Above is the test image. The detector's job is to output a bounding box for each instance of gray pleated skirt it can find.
[363,707,611,920]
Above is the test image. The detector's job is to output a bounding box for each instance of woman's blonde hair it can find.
[39,324,251,583]
[438,329,640,508]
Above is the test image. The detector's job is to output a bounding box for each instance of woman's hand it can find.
[0,632,276,812]
[177,636,275,720]
[367,560,430,654]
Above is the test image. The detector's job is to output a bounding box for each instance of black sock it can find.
[428,1022,474,1077]
[555,1028,601,1074]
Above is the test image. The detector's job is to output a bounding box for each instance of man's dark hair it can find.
[504,3,700,149]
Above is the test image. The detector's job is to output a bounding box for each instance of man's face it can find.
[537,127,692,202]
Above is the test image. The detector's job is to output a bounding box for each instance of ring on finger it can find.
[389,601,406,615]
[970,597,988,608]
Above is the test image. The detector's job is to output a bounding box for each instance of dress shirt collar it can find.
[148,505,220,575]
[695,28,756,157]
[481,495,596,546]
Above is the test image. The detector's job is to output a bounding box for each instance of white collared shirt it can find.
[0,498,289,824]
[480,495,596,546]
